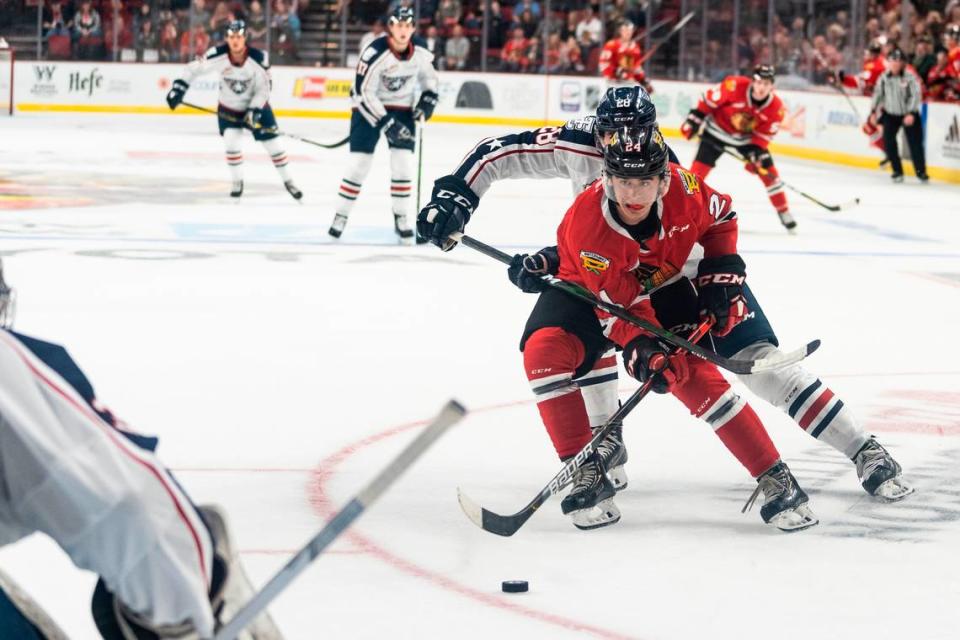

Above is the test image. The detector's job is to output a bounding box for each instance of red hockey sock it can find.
[523,328,591,459]
[672,357,780,477]
[690,160,713,179]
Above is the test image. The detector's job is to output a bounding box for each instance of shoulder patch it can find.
[247,47,269,69]
[205,44,228,60]
[674,167,701,195]
[564,115,596,133]
[361,37,389,62]
[580,251,610,275]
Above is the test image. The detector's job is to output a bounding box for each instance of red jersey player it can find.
[680,65,796,232]
[599,20,653,93]
[522,126,817,532]
[833,41,888,159]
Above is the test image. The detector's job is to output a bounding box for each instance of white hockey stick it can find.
[214,400,467,640]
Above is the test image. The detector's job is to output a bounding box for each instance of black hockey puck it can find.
[501,580,529,593]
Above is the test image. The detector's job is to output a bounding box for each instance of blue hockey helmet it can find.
[603,126,670,181]
[226,19,247,36]
[389,6,415,26]
[595,86,657,148]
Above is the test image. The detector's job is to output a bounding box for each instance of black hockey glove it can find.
[379,115,416,151]
[414,90,439,122]
[739,144,773,170]
[416,174,479,250]
[165,79,188,110]
[622,334,688,394]
[680,108,705,140]
[507,246,559,294]
[244,107,264,129]
[696,254,748,338]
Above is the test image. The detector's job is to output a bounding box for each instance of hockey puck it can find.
[501,580,529,593]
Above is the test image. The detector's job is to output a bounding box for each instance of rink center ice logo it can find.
[580,251,610,275]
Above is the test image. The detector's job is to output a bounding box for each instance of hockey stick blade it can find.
[214,400,467,640]
[180,101,349,149]
[452,232,818,375]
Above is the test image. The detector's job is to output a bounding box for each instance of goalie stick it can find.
[451,232,820,375]
[714,143,860,212]
[181,102,350,149]
[458,321,711,537]
[214,400,467,640]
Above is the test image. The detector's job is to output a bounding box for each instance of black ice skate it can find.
[393,213,414,242]
[853,437,914,501]
[284,180,303,201]
[329,213,348,238]
[742,461,818,532]
[593,422,628,491]
[777,211,797,233]
[560,452,620,530]
[230,180,243,198]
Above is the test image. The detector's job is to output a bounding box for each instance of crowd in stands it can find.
[33,0,303,63]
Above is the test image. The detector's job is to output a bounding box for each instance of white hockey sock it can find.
[261,138,292,182]
[336,152,374,216]
[578,349,620,428]
[735,342,868,458]
[389,147,414,217]
[223,128,244,183]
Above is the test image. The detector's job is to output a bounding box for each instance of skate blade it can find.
[571,498,621,531]
[768,504,818,532]
[606,466,629,492]
[873,477,915,502]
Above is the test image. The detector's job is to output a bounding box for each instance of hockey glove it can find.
[696,254,748,337]
[165,79,188,110]
[414,90,439,122]
[622,334,689,394]
[380,115,416,151]
[507,246,559,294]
[416,174,479,250]
[680,109,705,140]
[244,107,264,129]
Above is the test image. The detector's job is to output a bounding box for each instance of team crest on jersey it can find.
[675,167,700,195]
[730,112,758,133]
[580,251,610,275]
[382,75,411,92]
[227,78,250,94]
[633,261,680,293]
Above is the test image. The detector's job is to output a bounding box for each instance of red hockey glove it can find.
[680,109,705,140]
[696,254,748,337]
[622,334,689,394]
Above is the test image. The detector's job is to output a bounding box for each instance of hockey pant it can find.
[336,148,413,218]
[0,331,216,636]
[523,327,780,478]
[222,127,293,184]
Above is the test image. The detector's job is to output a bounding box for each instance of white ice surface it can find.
[1,114,959,640]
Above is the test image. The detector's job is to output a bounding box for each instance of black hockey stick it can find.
[637,10,696,66]
[180,101,350,149]
[714,142,860,212]
[458,321,711,537]
[451,232,819,375]
[214,400,467,640]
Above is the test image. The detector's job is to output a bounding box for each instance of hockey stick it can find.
[180,101,350,149]
[637,10,696,66]
[213,400,467,640]
[415,115,429,244]
[451,232,819,375]
[458,321,711,537]
[714,142,860,212]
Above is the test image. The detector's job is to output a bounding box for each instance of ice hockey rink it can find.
[1,113,958,639]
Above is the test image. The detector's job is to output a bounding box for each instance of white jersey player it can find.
[328,6,439,242]
[0,261,282,639]
[416,86,912,503]
[166,20,301,201]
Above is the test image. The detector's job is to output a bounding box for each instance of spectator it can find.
[42,1,74,38]
[515,0,541,21]
[435,0,461,34]
[191,0,213,34]
[561,9,579,41]
[423,24,442,67]
[577,25,597,67]
[136,19,159,61]
[359,16,386,52]
[246,0,268,47]
[179,22,209,60]
[483,0,507,50]
[501,26,530,72]
[575,6,602,47]
[159,18,179,61]
[73,0,103,59]
[913,34,936,81]
[518,9,538,39]
[271,0,300,62]
[562,34,583,73]
[133,2,156,37]
[208,1,234,41]
[541,31,564,73]
[444,23,470,69]
[926,49,958,101]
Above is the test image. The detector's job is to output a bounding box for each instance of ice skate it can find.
[777,211,797,233]
[560,452,621,530]
[198,504,284,639]
[593,422,628,491]
[394,213,415,242]
[329,213,348,238]
[853,437,914,501]
[284,180,303,201]
[742,461,818,532]
[230,180,244,198]
[891,173,904,183]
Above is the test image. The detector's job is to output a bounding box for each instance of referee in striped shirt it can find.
[869,48,928,183]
